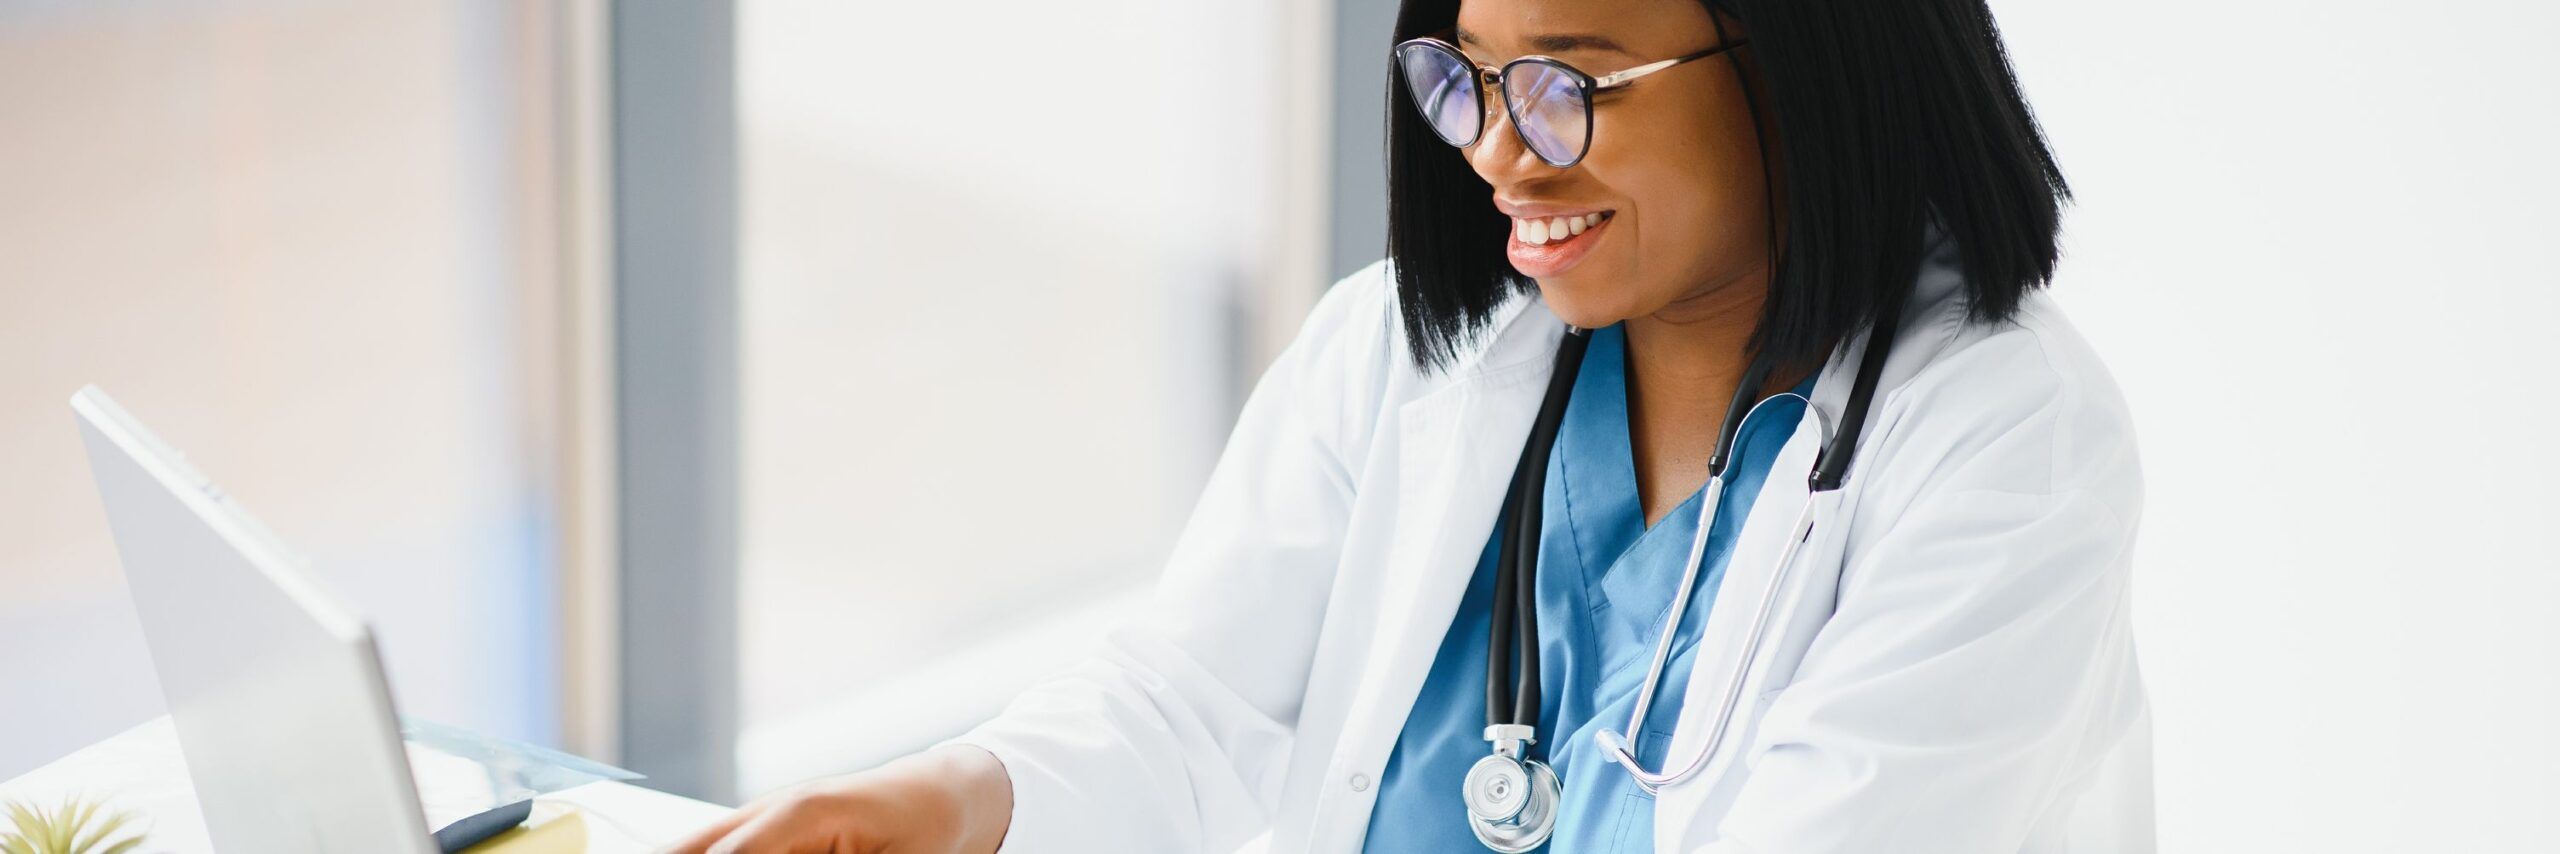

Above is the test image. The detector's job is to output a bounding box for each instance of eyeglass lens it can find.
[1396,43,1483,147]
[1503,62,1587,166]
[1395,43,1592,167]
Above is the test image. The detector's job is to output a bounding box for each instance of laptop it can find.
[73,385,447,854]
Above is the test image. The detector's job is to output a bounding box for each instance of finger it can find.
[659,801,766,854]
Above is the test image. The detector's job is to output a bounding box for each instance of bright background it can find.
[2,0,2555,851]
[0,0,566,771]
[1998,2,2560,849]
[726,0,1295,788]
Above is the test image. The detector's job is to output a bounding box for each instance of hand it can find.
[663,744,1013,854]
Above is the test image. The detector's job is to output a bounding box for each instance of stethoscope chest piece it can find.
[1464,724,1561,852]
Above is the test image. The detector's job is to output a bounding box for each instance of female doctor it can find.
[672,0,2148,850]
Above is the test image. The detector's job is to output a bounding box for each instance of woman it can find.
[673,0,2148,850]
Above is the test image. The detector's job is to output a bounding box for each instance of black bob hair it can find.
[1384,0,2070,374]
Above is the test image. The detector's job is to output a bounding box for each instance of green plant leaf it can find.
[0,796,143,854]
[69,807,130,854]
[1,801,40,854]
[49,797,73,854]
[61,800,97,854]
[3,800,40,841]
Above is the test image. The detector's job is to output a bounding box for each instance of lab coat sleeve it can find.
[931,266,1394,852]
[1680,340,2147,853]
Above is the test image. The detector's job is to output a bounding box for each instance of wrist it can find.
[909,743,1013,853]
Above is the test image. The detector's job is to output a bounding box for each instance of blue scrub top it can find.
[1361,322,1815,852]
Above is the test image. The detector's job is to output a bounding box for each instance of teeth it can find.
[1514,212,1608,245]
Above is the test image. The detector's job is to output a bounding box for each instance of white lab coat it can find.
[937,229,2153,853]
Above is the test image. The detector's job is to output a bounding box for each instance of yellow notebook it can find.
[464,811,587,854]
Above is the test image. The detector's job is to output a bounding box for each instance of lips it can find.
[1506,210,1614,278]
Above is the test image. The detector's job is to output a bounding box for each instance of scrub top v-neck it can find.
[1360,322,1817,852]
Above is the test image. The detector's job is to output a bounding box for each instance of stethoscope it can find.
[1461,299,1903,852]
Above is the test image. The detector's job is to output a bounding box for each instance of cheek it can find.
[1584,106,1769,281]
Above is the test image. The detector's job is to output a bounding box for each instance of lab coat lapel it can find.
[1314,297,1564,844]
[1657,352,1847,766]
[1641,325,1866,843]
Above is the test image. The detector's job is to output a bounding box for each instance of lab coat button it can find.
[1348,772,1370,792]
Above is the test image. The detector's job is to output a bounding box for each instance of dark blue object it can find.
[432,798,533,853]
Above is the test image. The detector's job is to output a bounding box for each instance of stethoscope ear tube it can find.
[1593,496,1821,793]
[1706,356,1777,478]
[1468,326,1590,853]
[1488,325,1592,731]
[1811,293,1906,492]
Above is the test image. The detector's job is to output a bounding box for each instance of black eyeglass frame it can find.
[1393,35,1751,169]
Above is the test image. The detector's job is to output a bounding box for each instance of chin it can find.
[1530,280,1637,330]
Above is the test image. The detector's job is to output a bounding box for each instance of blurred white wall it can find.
[730,0,1318,791]
[1995,0,2560,849]
[0,1,567,776]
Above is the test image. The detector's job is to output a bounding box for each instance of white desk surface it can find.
[0,717,732,853]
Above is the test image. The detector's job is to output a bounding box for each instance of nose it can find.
[1466,95,1555,186]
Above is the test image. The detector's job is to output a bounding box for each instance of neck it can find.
[1619,262,1814,526]
[1621,263,1774,431]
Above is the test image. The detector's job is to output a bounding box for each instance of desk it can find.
[0,718,732,853]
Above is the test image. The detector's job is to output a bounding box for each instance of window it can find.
[0,1,570,776]
[731,0,1323,791]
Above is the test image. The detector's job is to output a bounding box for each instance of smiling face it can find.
[1451,0,1776,329]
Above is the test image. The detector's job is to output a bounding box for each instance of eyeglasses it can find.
[1393,35,1749,169]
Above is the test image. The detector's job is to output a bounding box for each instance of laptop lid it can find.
[73,386,436,854]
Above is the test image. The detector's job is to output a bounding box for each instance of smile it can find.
[1505,210,1615,278]
[1510,211,1611,246]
